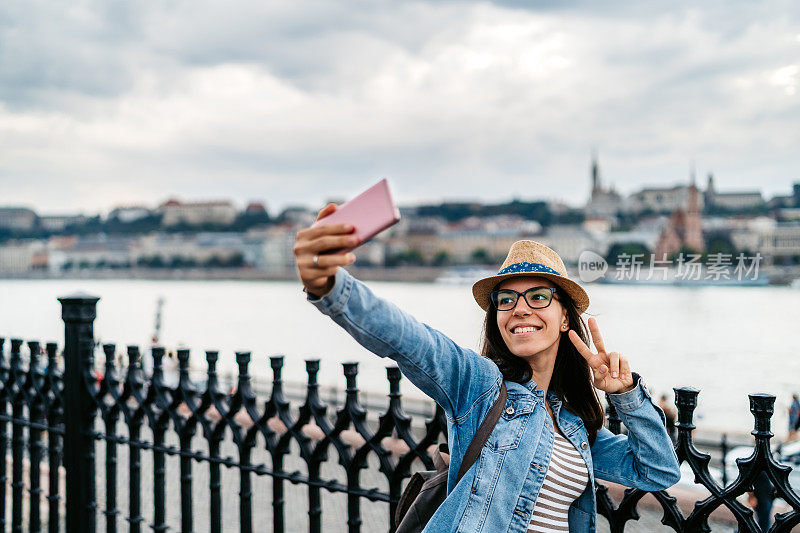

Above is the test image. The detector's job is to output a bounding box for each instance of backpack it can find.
[394,381,507,533]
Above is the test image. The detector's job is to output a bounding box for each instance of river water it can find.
[2,275,799,436]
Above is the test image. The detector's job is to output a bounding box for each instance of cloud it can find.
[0,1,798,214]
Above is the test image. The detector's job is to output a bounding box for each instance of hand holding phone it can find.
[295,179,401,297]
[310,178,401,253]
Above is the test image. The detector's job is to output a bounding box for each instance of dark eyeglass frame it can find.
[489,286,558,311]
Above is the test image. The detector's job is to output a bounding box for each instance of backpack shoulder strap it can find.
[456,380,507,483]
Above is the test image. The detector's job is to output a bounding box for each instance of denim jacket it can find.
[308,268,681,532]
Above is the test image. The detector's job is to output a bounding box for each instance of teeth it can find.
[514,326,540,334]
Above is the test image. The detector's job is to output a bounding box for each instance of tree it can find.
[230,211,272,231]
[670,245,702,262]
[137,255,166,268]
[222,253,244,268]
[432,250,451,266]
[204,255,223,268]
[470,248,492,265]
[385,249,425,267]
[605,242,650,265]
[704,234,737,258]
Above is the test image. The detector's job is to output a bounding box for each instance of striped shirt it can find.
[528,430,589,532]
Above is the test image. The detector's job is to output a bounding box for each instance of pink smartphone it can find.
[311,178,401,253]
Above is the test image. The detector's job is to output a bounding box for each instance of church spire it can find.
[591,150,600,194]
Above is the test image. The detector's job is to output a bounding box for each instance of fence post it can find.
[720,433,728,487]
[58,293,100,533]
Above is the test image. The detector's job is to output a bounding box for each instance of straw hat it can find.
[472,240,589,314]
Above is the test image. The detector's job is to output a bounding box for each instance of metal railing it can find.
[0,293,799,532]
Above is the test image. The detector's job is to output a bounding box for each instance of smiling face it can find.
[495,276,568,359]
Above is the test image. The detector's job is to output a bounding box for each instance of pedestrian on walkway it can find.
[748,471,774,531]
[788,394,800,442]
[658,393,678,443]
[295,206,680,533]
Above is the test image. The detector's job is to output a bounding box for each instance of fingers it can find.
[306,234,359,254]
[620,355,632,383]
[303,252,355,269]
[594,354,634,393]
[296,256,348,295]
[294,231,358,270]
[569,329,606,373]
[294,203,359,295]
[315,203,338,222]
[587,318,606,354]
[591,365,607,389]
[568,330,594,360]
[296,222,354,243]
[608,351,620,379]
[306,265,340,279]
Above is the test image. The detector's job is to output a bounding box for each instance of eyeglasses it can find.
[489,287,557,311]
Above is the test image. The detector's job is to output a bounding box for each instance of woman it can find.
[294,203,680,532]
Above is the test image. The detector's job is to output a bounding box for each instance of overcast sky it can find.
[1,1,798,216]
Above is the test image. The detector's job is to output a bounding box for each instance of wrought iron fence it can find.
[1,293,800,532]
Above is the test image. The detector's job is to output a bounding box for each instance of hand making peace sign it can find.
[568,318,636,394]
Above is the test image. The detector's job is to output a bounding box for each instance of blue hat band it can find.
[497,262,562,277]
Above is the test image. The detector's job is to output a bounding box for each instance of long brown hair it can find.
[480,287,605,444]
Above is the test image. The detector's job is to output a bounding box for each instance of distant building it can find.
[394,216,541,265]
[393,218,445,262]
[277,206,316,226]
[777,208,800,221]
[654,179,705,258]
[108,206,152,223]
[539,225,601,264]
[766,182,800,209]
[628,183,705,214]
[49,234,136,270]
[737,220,800,264]
[0,241,45,273]
[245,202,268,214]
[0,207,37,231]
[133,232,244,265]
[704,174,764,211]
[243,225,299,270]
[157,199,238,227]
[597,216,666,255]
[729,217,776,254]
[38,214,88,231]
[582,217,611,236]
[584,153,624,219]
[767,195,794,209]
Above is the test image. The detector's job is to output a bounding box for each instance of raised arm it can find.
[294,204,500,421]
[568,318,680,490]
[591,380,681,491]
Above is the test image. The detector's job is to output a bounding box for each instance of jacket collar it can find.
[521,378,581,434]
[522,378,546,399]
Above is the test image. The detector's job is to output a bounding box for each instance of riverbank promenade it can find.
[1,294,799,532]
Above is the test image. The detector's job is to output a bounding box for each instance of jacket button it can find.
[505,406,514,415]
[580,441,588,450]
